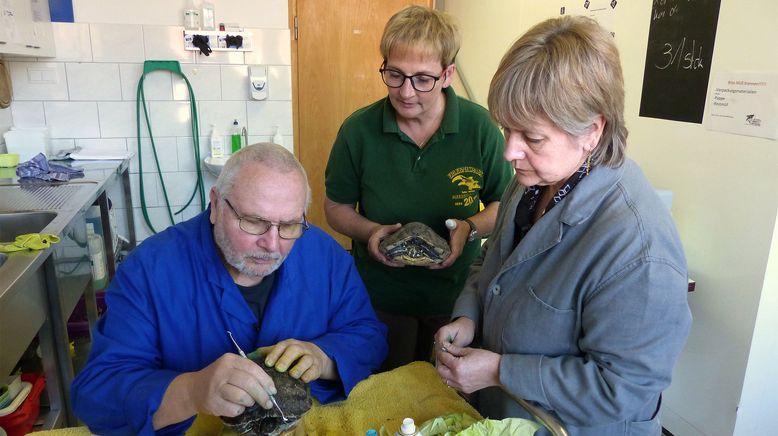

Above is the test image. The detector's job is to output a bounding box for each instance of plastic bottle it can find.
[201,1,216,31]
[86,222,107,291]
[272,126,284,147]
[230,119,242,153]
[395,417,421,436]
[183,0,200,30]
[210,124,224,157]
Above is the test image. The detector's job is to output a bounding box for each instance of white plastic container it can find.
[272,126,284,147]
[3,126,50,162]
[183,0,200,30]
[86,222,107,291]
[201,1,216,31]
[395,417,421,436]
[210,124,224,158]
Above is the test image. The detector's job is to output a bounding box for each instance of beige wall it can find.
[441,1,778,434]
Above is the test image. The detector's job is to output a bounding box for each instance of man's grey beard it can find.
[214,224,286,278]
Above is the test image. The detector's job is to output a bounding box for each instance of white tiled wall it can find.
[5,20,294,242]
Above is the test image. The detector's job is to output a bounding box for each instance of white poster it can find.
[560,0,619,36]
[705,72,778,140]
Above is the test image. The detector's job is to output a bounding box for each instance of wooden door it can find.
[290,0,431,248]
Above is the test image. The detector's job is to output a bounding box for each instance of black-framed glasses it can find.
[379,63,444,92]
[223,198,309,240]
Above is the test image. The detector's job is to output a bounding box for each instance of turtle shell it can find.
[379,222,451,266]
[221,359,312,435]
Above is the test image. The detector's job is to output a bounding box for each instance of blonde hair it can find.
[380,5,460,66]
[216,142,311,211]
[488,15,628,167]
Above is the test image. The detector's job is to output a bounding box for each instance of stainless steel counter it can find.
[0,159,135,428]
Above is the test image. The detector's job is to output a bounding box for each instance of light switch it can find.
[27,66,58,84]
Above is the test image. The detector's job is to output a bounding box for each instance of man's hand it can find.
[366,223,406,267]
[152,353,276,429]
[258,339,338,383]
[187,353,276,415]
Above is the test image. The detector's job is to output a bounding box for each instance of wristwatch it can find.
[463,218,478,242]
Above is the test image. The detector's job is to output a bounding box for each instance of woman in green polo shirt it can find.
[324,5,513,371]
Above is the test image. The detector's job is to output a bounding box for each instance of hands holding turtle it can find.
[372,221,469,268]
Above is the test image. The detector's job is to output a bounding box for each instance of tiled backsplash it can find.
[3,21,293,242]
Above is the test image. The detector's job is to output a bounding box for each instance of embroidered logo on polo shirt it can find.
[452,174,480,190]
[448,166,482,207]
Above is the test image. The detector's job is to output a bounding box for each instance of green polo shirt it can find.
[325,87,513,316]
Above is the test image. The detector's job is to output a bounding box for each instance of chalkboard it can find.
[638,0,721,124]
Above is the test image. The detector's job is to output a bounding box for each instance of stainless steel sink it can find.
[0,184,94,213]
[0,211,60,395]
[0,211,57,242]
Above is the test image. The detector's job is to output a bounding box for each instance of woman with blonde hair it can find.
[325,5,513,371]
[435,15,691,436]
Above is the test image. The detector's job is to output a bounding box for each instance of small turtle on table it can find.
[379,222,451,266]
[221,359,313,435]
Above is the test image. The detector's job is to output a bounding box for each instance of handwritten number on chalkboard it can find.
[655,37,704,71]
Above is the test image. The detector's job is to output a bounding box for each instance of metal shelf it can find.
[37,405,65,431]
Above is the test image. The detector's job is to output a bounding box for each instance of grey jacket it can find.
[453,159,692,436]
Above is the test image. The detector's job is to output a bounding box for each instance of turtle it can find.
[221,359,313,435]
[379,222,451,266]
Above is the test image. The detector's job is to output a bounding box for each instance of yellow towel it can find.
[0,233,60,253]
[30,362,479,435]
[300,361,481,435]
[28,428,93,436]
[210,361,482,435]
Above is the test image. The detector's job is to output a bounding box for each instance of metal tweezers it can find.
[227,330,288,422]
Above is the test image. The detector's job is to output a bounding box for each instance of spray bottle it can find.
[230,119,242,153]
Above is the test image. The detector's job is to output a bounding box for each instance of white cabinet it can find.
[0,0,55,57]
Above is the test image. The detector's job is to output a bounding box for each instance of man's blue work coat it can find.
[71,208,388,435]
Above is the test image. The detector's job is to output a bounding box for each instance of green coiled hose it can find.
[136,60,206,234]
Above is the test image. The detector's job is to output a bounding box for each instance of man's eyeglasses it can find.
[379,63,444,92]
[223,198,308,240]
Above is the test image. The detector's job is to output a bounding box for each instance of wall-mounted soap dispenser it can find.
[249,65,268,100]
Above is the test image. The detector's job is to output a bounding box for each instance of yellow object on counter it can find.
[0,153,19,167]
[210,361,482,435]
[30,362,480,435]
[28,429,93,436]
[0,233,60,253]
[301,361,482,435]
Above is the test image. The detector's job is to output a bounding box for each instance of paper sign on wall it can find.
[705,72,778,140]
[559,0,618,36]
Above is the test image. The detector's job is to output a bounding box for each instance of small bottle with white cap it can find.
[395,417,421,436]
[445,218,478,242]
